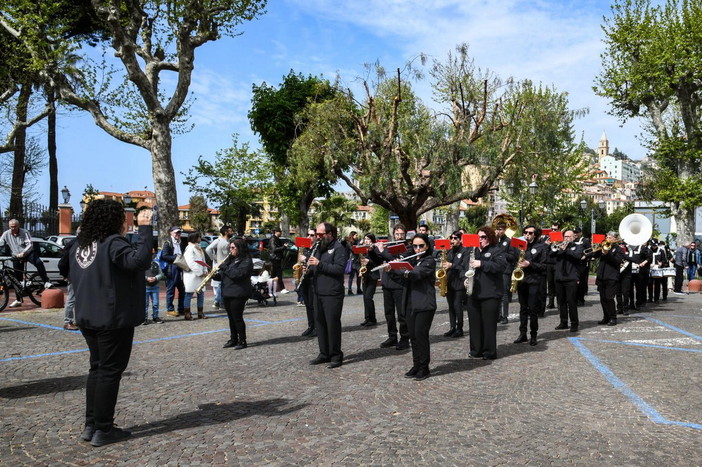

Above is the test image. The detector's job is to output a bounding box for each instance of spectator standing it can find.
[163,227,186,317]
[673,242,689,294]
[144,251,165,324]
[269,227,289,294]
[182,231,209,320]
[205,225,234,309]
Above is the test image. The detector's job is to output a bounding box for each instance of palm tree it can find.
[311,194,358,235]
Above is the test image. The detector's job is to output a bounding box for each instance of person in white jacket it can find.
[182,232,209,320]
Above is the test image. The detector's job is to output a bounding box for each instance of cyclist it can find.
[0,218,53,307]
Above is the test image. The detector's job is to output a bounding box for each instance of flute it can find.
[370,251,425,272]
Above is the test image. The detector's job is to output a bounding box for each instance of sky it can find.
[21,0,646,212]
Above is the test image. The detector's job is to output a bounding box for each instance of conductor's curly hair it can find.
[77,199,125,248]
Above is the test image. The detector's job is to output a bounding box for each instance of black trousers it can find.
[300,280,315,328]
[634,272,649,306]
[314,293,344,363]
[517,282,540,335]
[620,272,633,311]
[383,287,407,340]
[362,277,377,322]
[407,309,435,371]
[598,280,618,322]
[500,274,512,319]
[347,268,361,293]
[223,296,247,341]
[653,277,668,301]
[555,280,578,326]
[674,265,684,292]
[467,297,499,358]
[577,263,589,301]
[81,327,134,431]
[446,288,466,330]
[271,259,285,292]
[166,270,185,312]
[546,264,556,305]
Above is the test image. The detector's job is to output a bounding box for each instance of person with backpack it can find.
[162,227,186,317]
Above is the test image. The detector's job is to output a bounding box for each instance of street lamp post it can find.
[580,199,588,232]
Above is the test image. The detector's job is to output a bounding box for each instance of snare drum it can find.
[662,267,676,277]
[650,268,664,278]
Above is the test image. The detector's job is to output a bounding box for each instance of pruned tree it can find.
[594,0,702,244]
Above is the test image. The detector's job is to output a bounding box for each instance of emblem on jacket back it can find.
[75,241,98,269]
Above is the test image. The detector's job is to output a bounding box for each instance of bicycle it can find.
[0,258,45,311]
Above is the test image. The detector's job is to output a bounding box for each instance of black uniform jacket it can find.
[446,246,470,291]
[471,243,507,300]
[551,242,585,282]
[627,245,651,274]
[364,246,383,282]
[521,240,549,285]
[377,244,407,290]
[650,248,669,268]
[220,255,254,299]
[59,225,153,330]
[496,234,519,274]
[389,253,436,313]
[310,238,348,296]
[594,244,625,282]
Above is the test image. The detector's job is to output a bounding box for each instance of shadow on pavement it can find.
[0,326,34,333]
[0,374,87,399]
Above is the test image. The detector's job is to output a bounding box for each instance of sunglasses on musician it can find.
[412,244,427,249]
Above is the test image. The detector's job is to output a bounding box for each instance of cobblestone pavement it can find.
[1,283,701,465]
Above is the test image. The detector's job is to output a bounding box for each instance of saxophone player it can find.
[513,225,548,346]
[376,223,410,350]
[441,231,471,338]
[467,226,507,360]
[550,230,584,332]
[298,229,318,337]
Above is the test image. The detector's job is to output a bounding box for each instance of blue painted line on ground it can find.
[641,316,702,342]
[0,317,75,332]
[570,337,702,430]
[659,314,702,320]
[576,337,702,353]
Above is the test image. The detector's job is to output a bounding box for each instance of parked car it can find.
[0,238,64,283]
[244,237,298,268]
[46,235,76,247]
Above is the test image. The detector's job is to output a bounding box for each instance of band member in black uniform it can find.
[630,243,651,309]
[572,227,591,306]
[546,222,560,309]
[495,222,518,325]
[593,231,625,326]
[386,233,436,380]
[538,229,555,317]
[308,223,348,369]
[360,233,380,326]
[442,231,470,338]
[376,223,410,350]
[551,230,584,332]
[467,226,507,360]
[618,241,634,315]
[514,225,548,346]
[651,240,669,303]
[298,229,318,337]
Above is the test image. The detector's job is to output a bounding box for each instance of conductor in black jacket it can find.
[593,231,625,326]
[551,230,584,332]
[467,226,507,360]
[308,223,348,369]
[58,200,153,447]
[442,231,470,337]
[387,233,437,381]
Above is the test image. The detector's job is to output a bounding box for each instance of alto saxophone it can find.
[436,249,448,297]
[464,248,475,295]
[358,252,367,277]
[292,259,304,282]
[195,254,230,294]
[510,249,526,293]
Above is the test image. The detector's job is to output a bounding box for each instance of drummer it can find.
[649,239,670,303]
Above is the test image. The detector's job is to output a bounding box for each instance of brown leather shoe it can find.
[197,307,207,319]
[184,308,193,321]
[63,323,79,331]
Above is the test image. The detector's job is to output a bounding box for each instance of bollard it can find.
[687,279,702,293]
[41,288,65,309]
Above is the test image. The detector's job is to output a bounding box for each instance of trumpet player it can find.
[593,231,625,326]
[467,226,507,360]
[442,231,471,338]
[360,233,381,327]
[550,230,584,332]
[573,227,591,306]
[514,226,548,346]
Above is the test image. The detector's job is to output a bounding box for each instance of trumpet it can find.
[195,254,230,294]
[550,240,571,253]
[370,251,425,272]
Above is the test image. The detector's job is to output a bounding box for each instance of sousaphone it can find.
[619,213,653,246]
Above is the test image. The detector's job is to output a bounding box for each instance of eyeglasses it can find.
[478,235,487,239]
[229,245,238,249]
[316,232,326,237]
[524,231,535,235]
[450,236,459,240]
[412,244,427,249]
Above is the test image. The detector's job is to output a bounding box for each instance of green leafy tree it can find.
[188,195,210,234]
[594,0,702,243]
[460,205,489,233]
[248,70,339,233]
[182,135,273,236]
[369,205,390,236]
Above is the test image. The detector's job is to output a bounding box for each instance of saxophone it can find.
[292,257,305,282]
[436,249,448,297]
[510,249,526,293]
[195,254,230,294]
[358,251,367,277]
[464,248,475,295]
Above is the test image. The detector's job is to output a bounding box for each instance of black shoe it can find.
[395,338,410,350]
[451,329,464,338]
[623,310,630,316]
[309,356,330,365]
[348,290,353,295]
[309,328,317,337]
[143,319,150,325]
[537,312,545,318]
[513,334,528,344]
[577,300,585,307]
[380,337,398,348]
[482,354,496,360]
[529,335,537,346]
[234,341,247,350]
[360,320,369,326]
[414,368,430,381]
[547,302,556,309]
[469,351,483,358]
[597,318,610,325]
[365,320,377,326]
[80,425,95,442]
[443,328,456,337]
[555,323,569,330]
[90,427,131,447]
[608,319,617,326]
[499,317,509,325]
[404,367,418,378]
[327,361,343,369]
[301,327,314,337]
[223,339,237,348]
[152,317,164,324]
[570,325,579,332]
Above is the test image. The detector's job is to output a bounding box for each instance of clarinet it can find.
[297,240,320,288]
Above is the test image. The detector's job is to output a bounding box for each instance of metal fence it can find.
[3,201,59,238]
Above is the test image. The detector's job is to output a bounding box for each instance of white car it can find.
[0,238,64,283]
[46,235,76,247]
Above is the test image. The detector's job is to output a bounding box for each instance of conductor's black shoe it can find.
[608,319,617,326]
[577,300,585,306]
[327,361,343,369]
[451,329,464,338]
[90,427,131,447]
[513,334,528,344]
[529,335,537,346]
[223,339,237,348]
[555,323,569,330]
[380,337,398,348]
[597,319,610,325]
[365,320,377,326]
[443,328,456,337]
[80,425,96,442]
[395,338,410,350]
[301,327,314,337]
[309,356,329,365]
[414,368,430,381]
[404,367,418,378]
